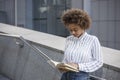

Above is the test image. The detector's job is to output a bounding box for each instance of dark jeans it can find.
[61,71,90,80]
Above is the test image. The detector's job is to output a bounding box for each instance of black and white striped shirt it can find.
[62,32,103,72]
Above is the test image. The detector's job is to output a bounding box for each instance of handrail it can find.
[0,32,62,75]
[19,36,52,61]
[0,32,20,38]
[0,33,51,60]
[0,32,106,80]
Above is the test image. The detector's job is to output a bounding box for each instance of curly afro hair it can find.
[61,8,91,30]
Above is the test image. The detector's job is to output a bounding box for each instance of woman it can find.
[60,8,103,80]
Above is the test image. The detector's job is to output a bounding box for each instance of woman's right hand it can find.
[58,67,70,72]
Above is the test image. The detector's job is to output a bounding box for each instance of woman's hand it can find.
[57,62,79,72]
[58,67,70,72]
[67,63,79,69]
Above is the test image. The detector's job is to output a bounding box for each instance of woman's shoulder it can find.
[85,33,98,40]
[66,33,99,41]
[86,33,99,40]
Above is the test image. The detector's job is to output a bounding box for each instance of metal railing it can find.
[0,32,106,80]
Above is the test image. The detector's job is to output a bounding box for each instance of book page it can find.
[56,63,79,72]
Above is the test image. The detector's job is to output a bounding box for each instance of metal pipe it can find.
[19,36,52,61]
[0,33,60,68]
[0,32,62,78]
[0,33,51,61]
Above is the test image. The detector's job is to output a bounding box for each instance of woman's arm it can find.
[78,37,103,72]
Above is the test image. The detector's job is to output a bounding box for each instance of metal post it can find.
[15,0,17,26]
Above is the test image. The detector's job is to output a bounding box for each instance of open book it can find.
[47,60,79,72]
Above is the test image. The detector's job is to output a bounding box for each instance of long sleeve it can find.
[78,37,103,72]
[62,32,103,72]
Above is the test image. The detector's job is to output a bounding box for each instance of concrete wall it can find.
[0,23,120,80]
[0,36,63,80]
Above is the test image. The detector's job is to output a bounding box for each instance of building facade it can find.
[0,0,120,50]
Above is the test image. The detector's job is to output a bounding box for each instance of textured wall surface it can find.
[0,23,120,80]
[0,36,63,80]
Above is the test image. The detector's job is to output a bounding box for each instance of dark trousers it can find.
[61,71,90,80]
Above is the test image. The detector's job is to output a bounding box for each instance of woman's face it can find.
[67,24,84,38]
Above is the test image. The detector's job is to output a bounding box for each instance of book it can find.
[47,60,79,72]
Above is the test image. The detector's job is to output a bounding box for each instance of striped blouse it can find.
[62,32,103,72]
